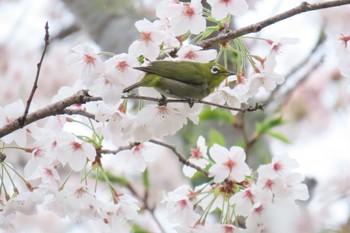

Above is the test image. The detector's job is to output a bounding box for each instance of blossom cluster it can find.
[165,136,309,233]
[2,0,350,232]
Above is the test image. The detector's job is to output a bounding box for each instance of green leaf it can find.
[142,168,150,191]
[130,223,152,233]
[201,26,218,39]
[199,107,234,124]
[256,114,285,135]
[103,171,128,186]
[137,55,145,64]
[208,128,225,147]
[206,16,219,23]
[267,130,291,144]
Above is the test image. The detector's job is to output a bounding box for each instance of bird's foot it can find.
[157,95,168,106]
[187,99,195,108]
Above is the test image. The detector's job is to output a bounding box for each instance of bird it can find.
[123,60,235,104]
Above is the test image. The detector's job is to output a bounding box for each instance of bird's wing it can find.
[133,61,204,85]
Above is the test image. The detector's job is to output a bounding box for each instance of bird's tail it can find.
[123,80,150,93]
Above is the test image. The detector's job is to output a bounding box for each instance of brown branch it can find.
[199,0,350,48]
[123,95,264,112]
[148,139,209,176]
[19,22,50,127]
[100,140,208,176]
[0,90,102,139]
[63,109,96,120]
[100,142,141,155]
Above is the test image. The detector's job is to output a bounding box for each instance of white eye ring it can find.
[211,66,219,74]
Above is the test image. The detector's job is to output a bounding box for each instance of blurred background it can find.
[1,0,350,232]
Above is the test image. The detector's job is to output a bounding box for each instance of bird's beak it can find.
[227,71,236,76]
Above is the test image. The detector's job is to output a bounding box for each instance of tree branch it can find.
[63,109,96,120]
[149,139,209,176]
[19,22,50,126]
[123,95,264,112]
[199,0,350,48]
[100,142,141,155]
[101,140,209,176]
[0,90,102,139]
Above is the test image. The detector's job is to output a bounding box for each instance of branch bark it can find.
[199,0,350,48]
[0,90,102,139]
[19,22,50,126]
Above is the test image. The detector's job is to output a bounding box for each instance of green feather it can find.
[123,60,235,100]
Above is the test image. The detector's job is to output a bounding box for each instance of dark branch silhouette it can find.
[19,22,50,127]
[199,0,350,48]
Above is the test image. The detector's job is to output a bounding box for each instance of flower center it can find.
[84,54,96,65]
[183,4,195,17]
[71,141,82,151]
[117,61,129,72]
[184,50,198,60]
[220,0,231,5]
[141,32,152,42]
[273,162,282,172]
[224,159,235,171]
[190,148,202,158]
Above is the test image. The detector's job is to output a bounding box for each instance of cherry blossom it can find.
[46,185,104,221]
[0,99,28,146]
[213,224,244,233]
[207,0,249,20]
[183,135,209,177]
[88,72,124,105]
[96,104,133,147]
[336,34,350,78]
[66,45,103,85]
[156,0,181,19]
[128,19,165,61]
[209,144,250,183]
[165,0,206,36]
[163,185,200,226]
[118,143,155,173]
[206,84,248,115]
[55,135,96,171]
[248,55,284,95]
[103,53,143,88]
[24,147,60,188]
[267,37,299,56]
[177,44,217,63]
[129,104,189,142]
[257,153,299,179]
[103,193,139,230]
[3,192,44,216]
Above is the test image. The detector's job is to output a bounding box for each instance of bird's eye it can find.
[211,66,219,74]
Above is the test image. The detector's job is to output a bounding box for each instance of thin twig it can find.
[199,0,350,48]
[100,142,141,155]
[19,22,50,127]
[101,140,208,176]
[148,209,166,233]
[148,139,209,176]
[122,95,264,112]
[0,90,102,138]
[63,109,96,120]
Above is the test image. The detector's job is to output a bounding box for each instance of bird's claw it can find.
[157,95,168,106]
[187,99,195,108]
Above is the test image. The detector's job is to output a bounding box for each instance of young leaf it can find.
[267,130,291,144]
